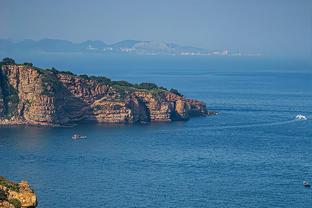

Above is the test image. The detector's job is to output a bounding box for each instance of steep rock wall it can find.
[0,64,209,126]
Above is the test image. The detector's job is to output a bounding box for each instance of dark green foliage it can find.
[0,176,19,192]
[159,86,167,91]
[46,67,59,74]
[170,88,183,97]
[150,88,167,94]
[89,76,111,85]
[23,62,33,67]
[111,80,134,88]
[111,84,132,99]
[136,82,158,90]
[59,70,74,75]
[79,74,89,79]
[0,71,19,117]
[9,198,21,208]
[41,72,62,96]
[0,189,7,200]
[1,57,15,65]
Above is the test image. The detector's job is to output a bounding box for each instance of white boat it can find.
[295,114,307,120]
[303,181,311,188]
[72,134,87,140]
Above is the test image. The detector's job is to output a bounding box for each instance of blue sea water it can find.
[0,55,312,208]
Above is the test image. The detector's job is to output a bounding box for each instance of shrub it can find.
[79,74,89,79]
[0,177,19,192]
[170,88,183,97]
[0,189,7,200]
[137,82,158,90]
[9,198,21,208]
[89,76,111,85]
[59,70,74,75]
[47,67,59,74]
[111,80,134,87]
[23,62,33,67]
[1,57,15,65]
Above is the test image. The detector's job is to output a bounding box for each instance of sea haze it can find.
[0,56,312,208]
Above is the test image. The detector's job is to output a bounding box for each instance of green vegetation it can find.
[59,70,74,75]
[0,176,19,192]
[169,88,183,97]
[0,189,6,200]
[89,75,111,85]
[0,70,19,117]
[79,74,89,79]
[136,82,158,90]
[9,198,21,208]
[46,67,74,76]
[23,62,33,67]
[41,72,62,96]
[47,67,59,74]
[1,57,15,65]
[0,58,182,100]
[88,74,169,96]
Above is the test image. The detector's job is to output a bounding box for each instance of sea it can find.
[0,54,311,208]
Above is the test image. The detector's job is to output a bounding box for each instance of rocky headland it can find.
[0,176,37,208]
[0,58,212,126]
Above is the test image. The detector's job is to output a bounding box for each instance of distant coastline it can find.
[0,39,262,57]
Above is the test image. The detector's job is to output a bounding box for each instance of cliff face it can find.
[0,176,37,208]
[0,64,209,126]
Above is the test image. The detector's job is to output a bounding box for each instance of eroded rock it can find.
[0,63,211,126]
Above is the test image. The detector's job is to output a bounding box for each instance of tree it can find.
[1,57,15,65]
[9,198,21,208]
[138,82,158,90]
[0,189,7,200]
[170,88,183,97]
[79,74,89,79]
[23,62,33,67]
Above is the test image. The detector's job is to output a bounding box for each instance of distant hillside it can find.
[0,39,235,56]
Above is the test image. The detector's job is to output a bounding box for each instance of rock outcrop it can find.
[0,61,211,126]
[0,176,37,208]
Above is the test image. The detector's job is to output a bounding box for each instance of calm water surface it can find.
[1,56,312,207]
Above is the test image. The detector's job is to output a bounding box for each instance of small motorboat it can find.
[72,134,87,140]
[296,114,307,120]
[303,181,311,188]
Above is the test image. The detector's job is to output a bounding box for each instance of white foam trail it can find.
[161,118,307,133]
[207,119,300,130]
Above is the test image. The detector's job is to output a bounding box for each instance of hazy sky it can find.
[0,0,312,59]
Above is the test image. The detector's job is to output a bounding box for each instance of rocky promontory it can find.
[0,58,211,126]
[0,176,37,208]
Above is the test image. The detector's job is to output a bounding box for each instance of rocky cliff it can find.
[0,176,37,208]
[0,60,210,126]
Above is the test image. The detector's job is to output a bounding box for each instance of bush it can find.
[23,62,33,67]
[79,74,89,79]
[137,82,158,90]
[170,88,183,97]
[9,198,21,208]
[0,189,7,200]
[111,80,134,87]
[89,76,111,85]
[47,67,59,74]
[1,57,15,65]
[59,70,74,75]
[0,177,19,192]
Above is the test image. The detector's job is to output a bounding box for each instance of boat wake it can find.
[295,114,307,120]
[164,115,308,132]
[208,118,303,130]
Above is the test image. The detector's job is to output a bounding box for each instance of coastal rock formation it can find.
[0,176,37,208]
[0,59,210,126]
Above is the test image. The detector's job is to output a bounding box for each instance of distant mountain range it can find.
[0,39,261,56]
